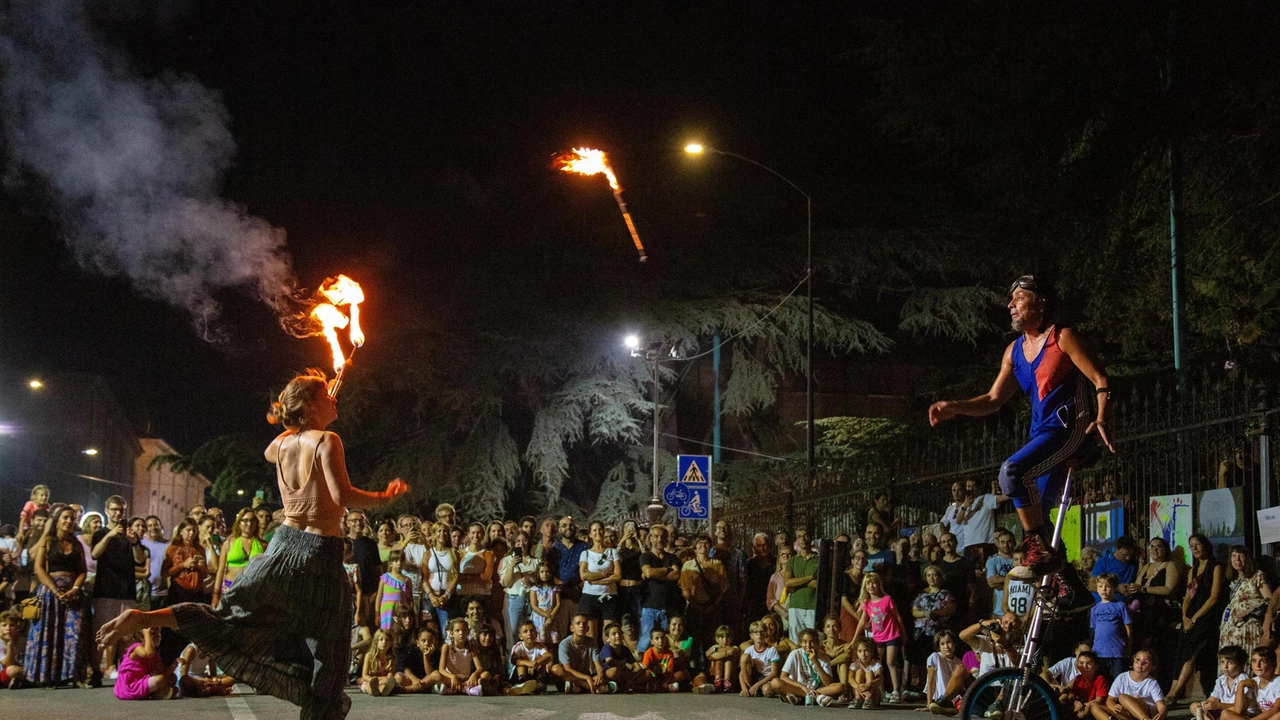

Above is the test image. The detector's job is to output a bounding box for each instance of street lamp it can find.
[82,448,98,456]
[629,335,666,525]
[28,379,43,390]
[684,142,815,483]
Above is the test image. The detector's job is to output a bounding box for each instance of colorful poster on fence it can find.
[1149,494,1193,564]
[1083,500,1124,551]
[1048,504,1082,562]
[1196,487,1245,563]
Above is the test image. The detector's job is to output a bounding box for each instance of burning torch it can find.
[555,147,648,262]
[308,275,365,398]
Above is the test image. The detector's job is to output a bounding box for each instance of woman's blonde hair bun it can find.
[266,368,330,427]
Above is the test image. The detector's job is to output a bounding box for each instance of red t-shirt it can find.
[1068,674,1108,703]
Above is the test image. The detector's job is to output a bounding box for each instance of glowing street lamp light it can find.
[28,379,43,389]
[82,448,99,456]
[237,489,245,496]
[684,141,816,484]
[625,334,641,352]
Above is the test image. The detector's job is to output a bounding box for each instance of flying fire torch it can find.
[307,274,365,398]
[555,147,648,262]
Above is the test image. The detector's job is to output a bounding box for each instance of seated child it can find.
[739,621,781,698]
[176,642,234,698]
[474,624,505,695]
[1192,646,1256,720]
[439,618,485,696]
[0,611,26,689]
[1047,641,1094,692]
[1060,651,1108,719]
[396,627,441,693]
[772,628,844,707]
[643,627,688,693]
[821,614,851,687]
[668,615,695,664]
[848,637,885,710]
[551,614,611,694]
[694,624,737,694]
[508,619,552,694]
[360,628,399,696]
[600,622,645,692]
[1234,647,1280,720]
[918,630,964,716]
[1092,650,1166,720]
[114,628,175,700]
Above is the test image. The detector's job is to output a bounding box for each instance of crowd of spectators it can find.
[3,479,1280,716]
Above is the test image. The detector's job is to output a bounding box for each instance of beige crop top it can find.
[269,429,345,535]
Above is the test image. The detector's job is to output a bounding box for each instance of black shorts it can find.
[577,593,619,622]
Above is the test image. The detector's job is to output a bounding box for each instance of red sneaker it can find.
[1008,531,1064,580]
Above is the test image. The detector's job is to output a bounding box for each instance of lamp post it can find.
[627,334,667,525]
[684,143,815,483]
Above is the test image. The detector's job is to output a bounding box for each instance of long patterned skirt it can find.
[23,575,86,686]
[170,525,353,720]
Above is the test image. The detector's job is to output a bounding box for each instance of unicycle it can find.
[959,470,1076,720]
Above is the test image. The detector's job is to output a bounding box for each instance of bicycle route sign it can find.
[663,455,711,520]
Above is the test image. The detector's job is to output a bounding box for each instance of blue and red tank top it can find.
[1010,326,1080,435]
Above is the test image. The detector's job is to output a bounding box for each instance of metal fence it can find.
[718,370,1279,552]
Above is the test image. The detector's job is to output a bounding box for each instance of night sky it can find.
[2,2,895,453]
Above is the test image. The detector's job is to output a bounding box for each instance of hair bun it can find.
[267,401,285,425]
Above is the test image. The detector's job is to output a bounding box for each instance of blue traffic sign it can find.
[676,455,711,487]
[663,481,691,508]
[679,487,710,519]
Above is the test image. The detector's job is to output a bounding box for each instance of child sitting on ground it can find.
[773,628,844,707]
[474,624,505,695]
[508,619,552,694]
[600,622,645,692]
[114,628,174,700]
[396,627,441,693]
[1046,640,1094,692]
[694,625,737,694]
[360,628,399,696]
[176,641,234,698]
[918,630,963,716]
[821,614,852,686]
[738,620,780,698]
[1192,645,1256,720]
[1092,649,1166,720]
[551,614,611,694]
[439,618,485,696]
[1232,647,1280,720]
[848,637,885,710]
[1060,651,1108,720]
[0,611,26,689]
[643,627,688,693]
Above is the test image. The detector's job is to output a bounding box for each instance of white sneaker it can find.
[889,691,901,703]
[817,695,834,707]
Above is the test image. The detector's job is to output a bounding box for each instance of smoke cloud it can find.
[0,0,296,341]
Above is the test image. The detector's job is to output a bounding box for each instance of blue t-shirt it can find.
[1090,600,1131,658]
[865,549,895,571]
[986,554,1015,611]
[599,643,635,671]
[1090,550,1137,585]
[550,540,588,585]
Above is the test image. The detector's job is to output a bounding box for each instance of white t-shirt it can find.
[926,653,963,700]
[974,636,1015,676]
[510,641,549,666]
[1257,677,1280,712]
[582,548,618,596]
[1109,672,1164,712]
[941,504,967,551]
[1048,656,1080,686]
[742,644,780,676]
[500,554,539,597]
[960,494,998,546]
[782,649,833,687]
[1213,672,1255,710]
[401,543,426,598]
[141,537,169,596]
[851,660,884,677]
[425,547,455,594]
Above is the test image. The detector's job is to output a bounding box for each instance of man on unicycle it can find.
[929,275,1114,582]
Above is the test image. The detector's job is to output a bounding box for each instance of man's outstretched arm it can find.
[929,341,1020,426]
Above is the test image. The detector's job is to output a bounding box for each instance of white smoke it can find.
[0,0,296,341]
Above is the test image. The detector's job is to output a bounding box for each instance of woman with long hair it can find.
[77,512,103,594]
[163,519,209,606]
[579,520,621,640]
[23,505,87,686]
[375,520,399,564]
[617,520,645,625]
[212,510,264,607]
[95,369,409,720]
[499,530,538,641]
[1220,545,1271,652]
[457,522,493,618]
[1167,533,1225,701]
[425,522,459,632]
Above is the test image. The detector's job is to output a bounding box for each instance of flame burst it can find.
[555,147,647,262]
[310,302,349,374]
[319,274,365,348]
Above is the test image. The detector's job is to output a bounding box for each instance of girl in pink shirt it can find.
[852,572,907,702]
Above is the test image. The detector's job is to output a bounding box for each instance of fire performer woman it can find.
[928,275,1114,581]
[96,369,409,720]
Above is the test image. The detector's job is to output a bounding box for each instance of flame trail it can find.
[555,148,648,262]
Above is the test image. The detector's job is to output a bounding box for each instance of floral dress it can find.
[530,584,559,644]
[1220,570,1268,651]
